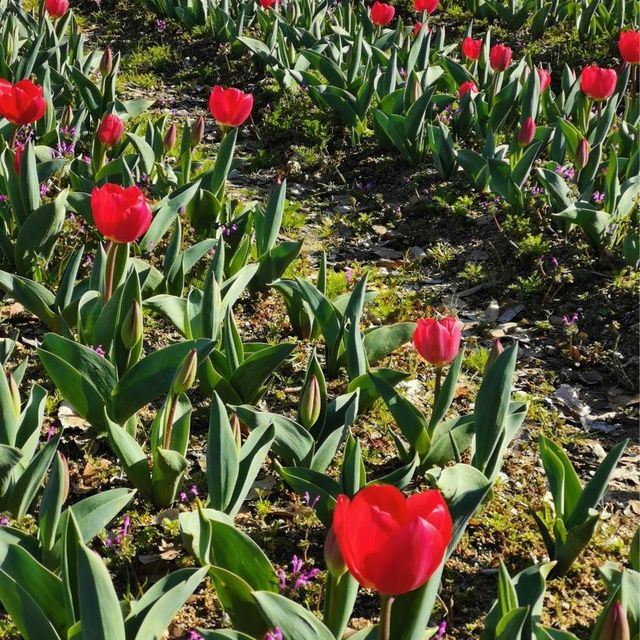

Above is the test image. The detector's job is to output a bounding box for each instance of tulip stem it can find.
[9,126,19,150]
[379,594,394,640]
[434,366,443,406]
[163,393,179,451]
[104,241,117,303]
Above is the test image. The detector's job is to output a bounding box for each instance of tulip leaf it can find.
[208,567,267,636]
[128,567,207,640]
[76,542,126,640]
[226,424,275,516]
[363,322,416,365]
[207,394,240,512]
[252,591,335,640]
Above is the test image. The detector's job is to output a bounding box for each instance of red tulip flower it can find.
[413,316,462,368]
[517,116,536,146]
[461,37,482,61]
[536,67,551,92]
[45,0,69,17]
[208,86,253,128]
[97,113,125,148]
[412,21,423,37]
[91,183,152,244]
[619,30,640,64]
[580,65,617,101]
[458,80,479,98]
[333,485,452,595]
[370,1,395,26]
[0,79,46,126]
[413,0,438,13]
[259,0,277,9]
[489,44,512,71]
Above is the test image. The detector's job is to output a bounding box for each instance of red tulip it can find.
[208,86,253,128]
[91,183,152,244]
[13,144,23,174]
[461,37,482,61]
[575,137,590,171]
[259,0,277,9]
[97,113,125,148]
[413,316,462,367]
[458,80,479,97]
[333,485,452,595]
[370,1,395,26]
[413,0,438,13]
[489,44,512,71]
[598,602,630,640]
[45,0,69,17]
[0,79,46,126]
[580,65,617,101]
[412,22,423,37]
[517,116,536,146]
[619,30,640,64]
[536,67,551,92]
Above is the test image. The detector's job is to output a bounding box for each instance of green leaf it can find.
[278,466,340,526]
[129,567,207,640]
[565,439,627,530]
[252,591,335,640]
[226,424,275,516]
[0,543,66,638]
[76,543,126,640]
[428,350,464,433]
[363,322,416,365]
[207,394,240,512]
[495,606,528,639]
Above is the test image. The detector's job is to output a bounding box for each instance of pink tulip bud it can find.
[120,299,143,350]
[230,414,242,451]
[575,137,590,171]
[413,317,462,368]
[97,113,125,148]
[171,349,198,395]
[517,117,536,146]
[299,375,321,429]
[324,527,347,578]
[6,372,20,418]
[100,47,113,77]
[598,602,630,640]
[190,115,205,149]
[163,123,177,152]
[484,338,504,374]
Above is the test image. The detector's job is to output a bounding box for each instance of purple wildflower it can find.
[94,345,106,357]
[593,191,604,204]
[436,620,447,639]
[0,516,9,526]
[155,18,167,31]
[265,629,284,640]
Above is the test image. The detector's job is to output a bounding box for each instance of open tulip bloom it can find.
[0,79,46,144]
[333,485,452,639]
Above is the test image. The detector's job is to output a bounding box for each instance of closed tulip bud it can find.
[580,64,617,101]
[163,123,177,152]
[190,115,205,149]
[298,308,312,340]
[299,375,321,429]
[517,117,536,147]
[59,452,70,504]
[489,44,512,72]
[6,372,20,418]
[91,183,152,243]
[120,299,143,350]
[324,527,347,578]
[575,137,590,171]
[45,0,69,18]
[230,414,242,451]
[61,104,74,128]
[413,317,462,368]
[618,30,640,65]
[598,602,630,640]
[171,349,198,396]
[97,113,125,148]
[484,338,504,375]
[370,1,395,26]
[100,47,113,77]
